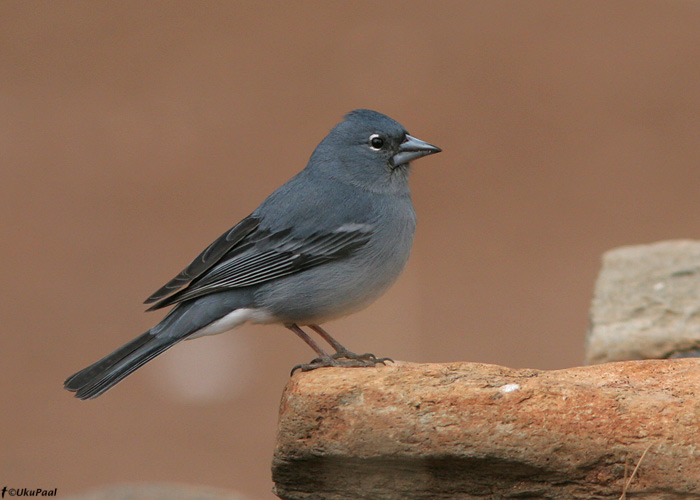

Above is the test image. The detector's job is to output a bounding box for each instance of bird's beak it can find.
[390,134,442,168]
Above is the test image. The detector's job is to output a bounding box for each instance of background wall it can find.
[2,2,700,499]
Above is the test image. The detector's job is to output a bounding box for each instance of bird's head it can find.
[308,109,441,192]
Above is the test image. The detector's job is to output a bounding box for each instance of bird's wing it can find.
[144,215,261,305]
[145,222,374,310]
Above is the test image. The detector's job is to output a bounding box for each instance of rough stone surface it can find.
[273,360,700,500]
[586,240,700,364]
[61,483,250,500]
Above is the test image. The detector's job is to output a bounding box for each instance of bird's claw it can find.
[331,349,372,360]
[290,356,337,375]
[333,349,393,365]
[290,351,393,375]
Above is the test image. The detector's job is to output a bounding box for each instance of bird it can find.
[64,109,441,399]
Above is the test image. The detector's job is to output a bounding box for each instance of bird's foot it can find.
[291,350,393,375]
[331,348,393,366]
[291,355,337,374]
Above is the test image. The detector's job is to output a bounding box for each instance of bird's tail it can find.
[64,331,181,400]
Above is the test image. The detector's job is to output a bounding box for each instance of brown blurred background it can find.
[2,1,700,498]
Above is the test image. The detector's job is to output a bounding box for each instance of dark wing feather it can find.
[144,215,261,304]
[146,224,374,310]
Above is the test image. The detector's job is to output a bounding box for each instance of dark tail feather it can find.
[64,331,182,400]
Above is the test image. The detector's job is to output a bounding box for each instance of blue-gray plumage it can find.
[64,109,441,399]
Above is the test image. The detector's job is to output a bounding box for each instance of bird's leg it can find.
[286,323,339,374]
[308,324,349,353]
[309,324,393,366]
[287,323,332,359]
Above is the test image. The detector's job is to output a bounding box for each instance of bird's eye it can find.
[369,134,385,150]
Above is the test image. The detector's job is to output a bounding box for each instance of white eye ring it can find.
[369,134,385,150]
